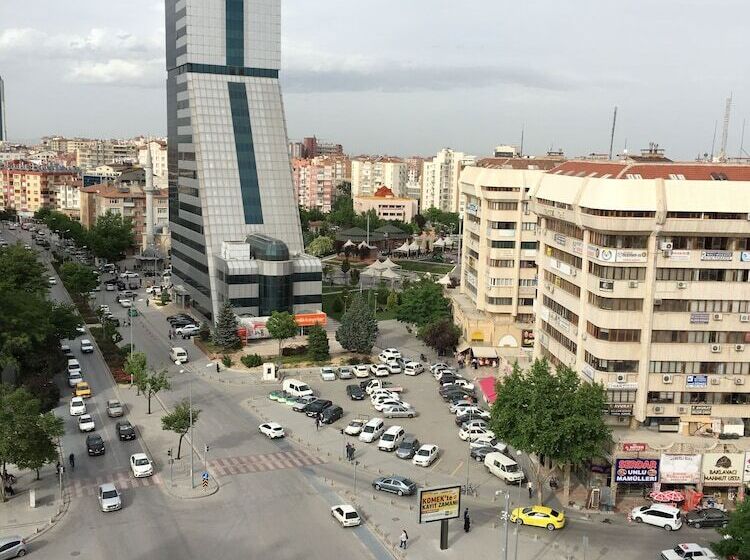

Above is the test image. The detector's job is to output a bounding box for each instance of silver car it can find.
[98,483,122,512]
[382,404,418,419]
[0,536,26,559]
[292,395,317,412]
[338,367,353,380]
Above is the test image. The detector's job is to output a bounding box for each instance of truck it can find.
[364,379,403,395]
[660,544,718,560]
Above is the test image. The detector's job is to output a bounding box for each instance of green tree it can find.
[423,207,459,231]
[386,290,398,311]
[396,278,451,327]
[714,498,750,560]
[144,369,171,415]
[412,214,427,230]
[307,324,330,361]
[349,268,360,287]
[160,290,171,305]
[328,196,357,227]
[341,258,351,275]
[419,318,460,356]
[332,296,344,314]
[376,281,389,306]
[15,410,64,480]
[488,359,611,503]
[125,352,148,395]
[306,235,334,257]
[59,262,98,296]
[266,311,298,355]
[198,321,211,341]
[161,400,201,460]
[212,301,241,350]
[88,211,135,262]
[336,293,378,354]
[0,244,49,294]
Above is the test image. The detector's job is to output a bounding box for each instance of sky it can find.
[0,0,749,160]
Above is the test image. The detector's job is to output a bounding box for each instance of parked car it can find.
[378,348,402,363]
[395,435,421,459]
[449,400,477,413]
[338,367,353,380]
[73,381,92,399]
[470,446,495,463]
[455,411,491,426]
[106,399,124,417]
[630,504,682,531]
[353,365,370,378]
[378,426,405,451]
[169,347,188,364]
[67,358,81,375]
[346,384,365,400]
[69,396,86,416]
[370,364,390,377]
[130,453,154,477]
[403,361,424,376]
[78,414,95,432]
[460,419,489,432]
[86,434,105,456]
[98,483,122,512]
[304,399,332,417]
[80,339,94,353]
[459,426,494,442]
[67,371,83,388]
[116,421,137,441]
[385,362,402,375]
[382,404,417,419]
[292,395,317,412]
[344,419,366,436]
[684,507,730,529]
[60,344,72,357]
[510,506,565,531]
[372,475,417,496]
[176,325,200,338]
[470,434,508,453]
[358,417,385,443]
[660,544,718,560]
[320,367,337,381]
[413,444,439,467]
[320,405,343,424]
[331,504,361,527]
[373,398,409,413]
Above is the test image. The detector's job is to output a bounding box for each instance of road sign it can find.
[202,479,208,489]
[201,471,209,481]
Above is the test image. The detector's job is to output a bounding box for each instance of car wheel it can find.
[546,524,555,531]
[375,484,381,491]
[721,522,727,528]
[408,414,414,418]
[475,456,482,462]
[693,522,701,529]
[397,490,404,496]
[515,519,523,525]
[634,517,642,523]
[663,524,672,531]
[17,550,27,557]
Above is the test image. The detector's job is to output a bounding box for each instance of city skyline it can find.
[1,0,749,160]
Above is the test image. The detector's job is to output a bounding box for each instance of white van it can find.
[484,452,525,483]
[378,425,405,451]
[403,362,424,376]
[67,359,81,375]
[358,418,385,443]
[169,347,188,364]
[282,378,314,398]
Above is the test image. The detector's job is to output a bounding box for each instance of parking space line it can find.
[429,457,442,471]
[450,461,464,477]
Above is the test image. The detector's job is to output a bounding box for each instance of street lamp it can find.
[495,490,511,560]
[178,364,195,489]
[129,299,145,359]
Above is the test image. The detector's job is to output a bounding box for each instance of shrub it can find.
[281,345,307,357]
[199,322,211,341]
[332,296,344,314]
[221,355,233,368]
[347,356,361,365]
[241,354,263,368]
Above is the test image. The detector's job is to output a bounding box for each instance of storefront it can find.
[613,457,660,498]
[701,452,745,507]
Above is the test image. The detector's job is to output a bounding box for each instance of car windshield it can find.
[102,490,118,499]
[383,434,394,441]
[418,449,428,456]
[549,509,560,517]
[345,512,358,519]
[135,458,149,466]
[672,547,687,558]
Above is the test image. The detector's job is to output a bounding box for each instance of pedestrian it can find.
[399,529,408,549]
[349,444,355,461]
[345,443,351,461]
[168,330,172,340]
[464,512,471,533]
[315,416,320,431]
[527,481,534,500]
[146,299,149,307]
[216,363,220,374]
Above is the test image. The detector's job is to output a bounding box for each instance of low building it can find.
[354,186,418,223]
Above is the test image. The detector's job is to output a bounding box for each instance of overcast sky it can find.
[1,0,748,160]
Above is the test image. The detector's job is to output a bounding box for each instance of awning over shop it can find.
[456,342,470,354]
[471,346,498,359]
[478,377,497,404]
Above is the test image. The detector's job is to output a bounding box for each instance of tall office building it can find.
[0,75,6,142]
[165,0,321,321]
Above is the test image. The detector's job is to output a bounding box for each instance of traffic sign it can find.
[201,471,209,481]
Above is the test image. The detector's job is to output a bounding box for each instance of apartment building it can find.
[292,156,351,212]
[532,160,750,433]
[422,148,476,213]
[351,156,407,197]
[453,158,562,350]
[353,186,418,223]
[0,160,78,215]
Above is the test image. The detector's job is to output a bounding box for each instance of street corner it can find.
[159,468,220,501]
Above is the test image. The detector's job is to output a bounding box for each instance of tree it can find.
[59,262,98,296]
[488,359,611,503]
[328,196,357,227]
[322,264,333,283]
[412,214,427,230]
[15,410,64,480]
[419,319,460,356]
[307,324,330,361]
[341,258,351,275]
[349,268,360,287]
[396,278,451,327]
[376,281,389,306]
[144,369,171,415]
[125,352,148,395]
[386,290,398,311]
[714,498,750,560]
[198,321,211,341]
[0,244,49,295]
[266,311,298,355]
[306,236,334,257]
[161,400,201,460]
[336,294,378,354]
[212,301,241,350]
[88,211,135,262]
[160,290,171,305]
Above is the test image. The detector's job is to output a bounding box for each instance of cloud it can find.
[67,58,163,88]
[0,27,162,58]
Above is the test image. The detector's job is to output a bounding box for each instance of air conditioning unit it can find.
[662,249,672,257]
[711,344,722,353]
[616,373,627,383]
[677,406,688,414]
[599,280,614,291]
[628,281,639,288]
[710,377,721,385]
[654,298,663,306]
[571,269,577,277]
[581,332,587,340]
[653,405,664,414]
[659,240,674,251]
[736,377,746,386]
[662,374,673,384]
[677,281,688,289]
[735,344,745,352]
[740,314,750,323]
[712,313,723,321]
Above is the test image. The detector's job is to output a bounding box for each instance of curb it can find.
[23,487,71,544]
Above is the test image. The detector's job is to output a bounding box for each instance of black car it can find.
[455,412,490,426]
[372,475,417,496]
[346,384,365,400]
[320,405,343,424]
[443,390,476,403]
[116,421,136,441]
[684,507,729,528]
[116,281,126,290]
[86,434,105,456]
[439,385,473,398]
[167,314,194,324]
[304,399,333,417]
[395,435,421,459]
[470,446,494,462]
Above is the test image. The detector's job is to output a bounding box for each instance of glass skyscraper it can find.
[165,0,321,321]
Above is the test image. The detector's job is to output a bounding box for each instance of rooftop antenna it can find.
[519,123,525,157]
[608,106,618,160]
[710,120,717,161]
[718,93,732,162]
[739,118,747,158]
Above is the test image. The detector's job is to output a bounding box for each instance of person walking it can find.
[216,362,220,374]
[527,481,534,500]
[399,529,408,549]
[463,510,471,533]
[146,299,149,307]
[345,443,351,461]
[168,330,172,340]
[68,453,75,471]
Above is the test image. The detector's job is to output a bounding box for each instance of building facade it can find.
[453,158,561,351]
[422,148,476,213]
[292,155,350,212]
[351,156,407,197]
[353,186,418,223]
[0,160,78,215]
[532,161,750,433]
[165,0,320,321]
[0,75,6,142]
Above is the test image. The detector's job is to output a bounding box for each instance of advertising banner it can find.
[702,453,744,486]
[616,249,648,263]
[669,249,691,261]
[659,454,702,484]
[701,250,733,262]
[623,443,647,452]
[686,375,708,388]
[615,458,659,483]
[418,486,461,524]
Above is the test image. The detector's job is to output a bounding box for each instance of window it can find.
[519,278,537,287]
[521,222,537,231]
[547,246,582,269]
[540,320,577,354]
[518,298,534,306]
[489,259,514,268]
[543,295,579,325]
[544,218,583,239]
[585,352,638,372]
[490,240,515,249]
[486,297,512,305]
[589,263,646,281]
[543,270,581,297]
[607,390,636,403]
[487,277,513,287]
[489,221,515,230]
[580,207,655,218]
[586,322,641,342]
[588,292,643,311]
[520,241,537,250]
[488,201,518,211]
[589,232,649,249]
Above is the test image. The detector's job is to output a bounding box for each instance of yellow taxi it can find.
[74,382,92,399]
[510,505,565,531]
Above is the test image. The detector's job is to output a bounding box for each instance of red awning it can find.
[478,377,497,404]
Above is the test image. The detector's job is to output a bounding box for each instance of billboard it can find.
[702,453,744,486]
[659,454,702,484]
[418,486,461,524]
[614,458,659,483]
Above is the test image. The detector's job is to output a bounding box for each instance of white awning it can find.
[342,239,356,248]
[381,257,401,269]
[471,346,498,359]
[456,342,470,353]
[408,241,421,251]
[433,238,446,248]
[394,241,410,253]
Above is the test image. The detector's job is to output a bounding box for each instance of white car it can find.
[68,372,83,388]
[385,362,402,375]
[459,426,495,442]
[344,419,366,436]
[370,392,400,404]
[320,367,337,381]
[80,339,94,353]
[331,504,361,527]
[630,504,682,531]
[449,400,476,414]
[460,420,489,431]
[259,422,285,439]
[378,348,402,363]
[119,299,133,308]
[130,453,154,478]
[353,365,370,378]
[69,396,87,416]
[450,378,475,391]
[145,285,163,294]
[373,399,409,412]
[403,361,424,376]
[176,325,200,338]
[660,544,717,560]
[453,405,487,417]
[78,414,95,432]
[98,483,122,512]
[75,326,86,335]
[67,359,81,375]
[430,362,450,374]
[105,283,116,292]
[470,435,508,453]
[382,404,418,419]
[371,364,390,377]
[413,444,439,467]
[48,276,57,285]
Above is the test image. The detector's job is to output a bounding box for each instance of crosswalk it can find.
[209,449,325,477]
[68,470,162,498]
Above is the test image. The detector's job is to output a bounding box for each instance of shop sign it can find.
[689,313,710,325]
[466,202,479,216]
[669,249,691,261]
[744,452,750,483]
[418,486,461,524]
[616,249,648,263]
[521,330,534,348]
[659,454,702,484]
[590,246,616,263]
[571,240,583,255]
[691,405,712,415]
[604,403,633,416]
[581,364,595,382]
[606,382,638,391]
[701,250,733,262]
[702,453,744,486]
[622,443,647,452]
[615,458,659,483]
[741,251,750,263]
[553,233,567,246]
[686,375,708,388]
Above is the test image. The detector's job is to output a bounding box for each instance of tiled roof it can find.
[549,160,750,181]
[373,186,395,197]
[476,157,563,170]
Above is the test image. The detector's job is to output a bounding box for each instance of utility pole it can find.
[503,492,510,560]
[189,379,194,488]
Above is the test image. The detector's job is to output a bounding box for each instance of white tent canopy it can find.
[358,241,374,249]
[342,239,356,248]
[444,237,455,247]
[380,268,401,280]
[393,241,410,253]
[365,260,388,272]
[408,241,421,251]
[381,257,401,269]
[437,274,451,285]
[433,238,446,248]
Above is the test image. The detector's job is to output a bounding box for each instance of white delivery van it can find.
[169,347,188,364]
[282,378,314,398]
[484,452,525,483]
[67,359,81,375]
[378,426,405,451]
[358,418,385,443]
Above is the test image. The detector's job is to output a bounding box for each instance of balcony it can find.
[486,228,516,239]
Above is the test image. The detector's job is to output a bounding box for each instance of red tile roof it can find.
[548,160,750,181]
[373,186,395,197]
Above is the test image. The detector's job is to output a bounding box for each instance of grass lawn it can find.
[393,260,454,274]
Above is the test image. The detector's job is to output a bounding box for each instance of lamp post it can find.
[178,365,195,489]
[495,490,510,560]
